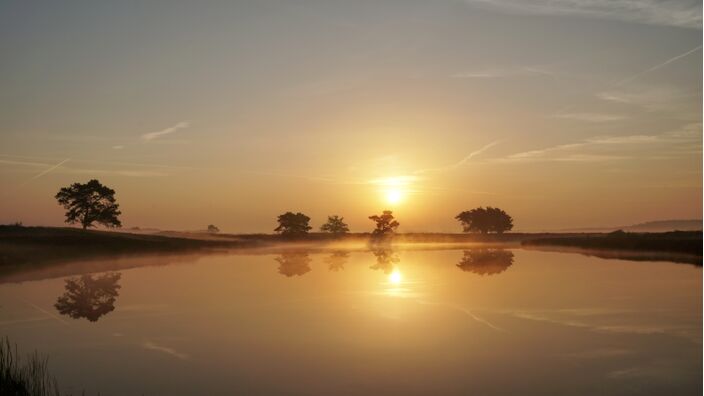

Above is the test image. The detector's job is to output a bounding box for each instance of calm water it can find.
[0,247,701,395]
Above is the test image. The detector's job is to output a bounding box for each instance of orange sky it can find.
[0,1,701,232]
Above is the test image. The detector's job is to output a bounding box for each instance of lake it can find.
[0,247,701,395]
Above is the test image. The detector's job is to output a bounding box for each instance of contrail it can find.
[21,158,70,185]
[612,45,702,87]
[415,140,503,174]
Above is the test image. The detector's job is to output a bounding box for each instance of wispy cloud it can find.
[416,140,503,174]
[21,158,70,185]
[612,45,703,87]
[453,66,553,79]
[464,0,702,28]
[141,121,190,141]
[551,113,627,122]
[498,126,699,163]
[112,145,124,150]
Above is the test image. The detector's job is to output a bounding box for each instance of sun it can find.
[385,189,403,204]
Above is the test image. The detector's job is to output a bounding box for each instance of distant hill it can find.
[561,219,702,233]
[623,219,702,232]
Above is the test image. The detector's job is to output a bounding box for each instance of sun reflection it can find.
[388,269,402,285]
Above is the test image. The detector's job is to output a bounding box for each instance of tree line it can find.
[54,179,514,235]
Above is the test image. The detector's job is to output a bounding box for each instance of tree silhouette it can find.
[368,210,399,236]
[455,207,513,234]
[275,252,312,277]
[207,224,220,233]
[55,272,122,322]
[275,212,312,236]
[369,246,399,274]
[320,215,350,235]
[55,179,122,229]
[324,251,349,271]
[456,249,514,275]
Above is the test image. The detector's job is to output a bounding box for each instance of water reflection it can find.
[324,251,349,272]
[456,249,514,276]
[275,252,312,277]
[369,246,399,274]
[54,272,122,322]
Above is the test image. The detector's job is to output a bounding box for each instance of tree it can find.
[207,224,220,233]
[369,210,399,236]
[55,272,122,322]
[320,215,349,235]
[455,207,513,234]
[275,212,312,236]
[55,179,122,230]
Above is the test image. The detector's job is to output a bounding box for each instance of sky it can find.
[0,0,701,233]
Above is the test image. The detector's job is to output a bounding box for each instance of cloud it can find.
[612,45,702,87]
[551,113,627,122]
[141,121,190,141]
[416,140,503,173]
[112,145,125,150]
[498,127,698,163]
[22,158,70,184]
[464,0,702,28]
[0,154,173,178]
[453,66,553,79]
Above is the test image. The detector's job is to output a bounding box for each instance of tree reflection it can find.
[369,246,399,274]
[55,272,122,322]
[275,252,312,277]
[324,251,349,271]
[456,249,514,276]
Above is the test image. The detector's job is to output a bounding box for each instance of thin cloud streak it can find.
[551,113,627,122]
[141,121,190,141]
[464,0,702,28]
[612,45,703,87]
[497,127,699,163]
[22,158,70,184]
[416,140,503,174]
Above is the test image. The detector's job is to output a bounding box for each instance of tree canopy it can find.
[369,210,399,236]
[320,215,349,235]
[455,207,513,234]
[274,212,312,236]
[207,224,220,233]
[55,179,122,229]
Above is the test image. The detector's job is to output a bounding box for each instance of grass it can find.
[522,230,702,264]
[0,337,80,396]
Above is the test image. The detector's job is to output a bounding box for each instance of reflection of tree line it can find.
[274,248,514,277]
[51,249,514,322]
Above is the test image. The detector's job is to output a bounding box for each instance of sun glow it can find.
[372,176,415,206]
[385,189,403,204]
[388,269,402,285]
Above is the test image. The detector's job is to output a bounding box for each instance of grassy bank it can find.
[0,225,262,267]
[0,337,77,396]
[522,230,702,264]
[1,226,701,271]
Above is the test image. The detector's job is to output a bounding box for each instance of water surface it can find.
[0,247,700,395]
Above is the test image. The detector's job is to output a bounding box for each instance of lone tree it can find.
[55,179,122,230]
[207,224,220,233]
[275,212,312,236]
[455,207,513,234]
[320,215,349,235]
[369,210,399,236]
